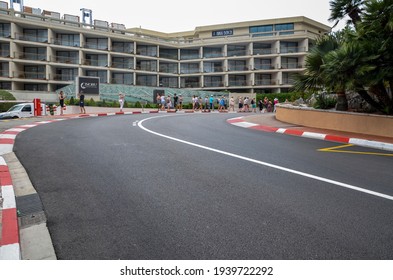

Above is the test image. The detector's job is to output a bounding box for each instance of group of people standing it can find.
[156,93,184,111]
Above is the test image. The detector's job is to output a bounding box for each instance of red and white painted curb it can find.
[227,117,393,152]
[0,120,67,259]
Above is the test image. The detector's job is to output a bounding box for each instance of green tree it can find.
[329,0,365,28]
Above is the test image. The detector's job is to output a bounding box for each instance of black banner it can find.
[77,76,100,94]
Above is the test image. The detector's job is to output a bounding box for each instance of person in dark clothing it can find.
[78,91,86,114]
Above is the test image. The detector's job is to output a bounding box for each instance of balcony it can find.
[254,79,277,86]
[280,46,306,54]
[227,65,248,72]
[16,52,47,61]
[281,63,303,69]
[228,80,248,87]
[254,64,275,70]
[227,49,247,57]
[15,33,48,43]
[14,71,46,80]
[52,55,79,64]
[204,82,223,87]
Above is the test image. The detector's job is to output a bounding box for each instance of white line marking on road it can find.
[133,121,139,127]
[138,115,393,202]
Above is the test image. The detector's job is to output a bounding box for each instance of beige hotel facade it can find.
[0,1,331,96]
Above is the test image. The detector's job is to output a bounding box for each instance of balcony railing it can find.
[253,48,276,55]
[182,82,200,88]
[83,43,108,51]
[159,66,178,74]
[136,65,157,72]
[203,66,224,73]
[51,55,79,64]
[227,49,247,57]
[15,52,46,61]
[112,62,134,69]
[14,71,46,80]
[53,38,80,47]
[281,63,303,69]
[15,33,48,43]
[203,52,224,58]
[228,80,248,87]
[254,64,275,70]
[254,79,277,86]
[204,82,224,87]
[280,46,306,54]
[52,73,77,81]
[227,65,248,71]
[82,59,108,67]
[0,50,10,58]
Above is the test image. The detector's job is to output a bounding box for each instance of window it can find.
[56,51,79,64]
[136,60,157,71]
[227,45,247,56]
[0,62,9,77]
[112,42,134,53]
[112,57,133,69]
[203,47,222,58]
[204,76,222,87]
[56,34,80,47]
[281,57,298,69]
[24,65,45,79]
[0,43,10,57]
[228,75,247,86]
[180,49,199,60]
[85,54,108,67]
[203,62,223,73]
[180,63,199,74]
[24,84,47,91]
[250,23,294,36]
[23,29,48,43]
[112,73,133,85]
[86,70,107,83]
[280,42,299,53]
[228,60,247,71]
[0,23,10,37]
[136,75,157,86]
[159,63,178,74]
[160,48,178,60]
[159,77,178,88]
[136,45,157,57]
[55,68,78,81]
[24,47,46,61]
[85,38,108,50]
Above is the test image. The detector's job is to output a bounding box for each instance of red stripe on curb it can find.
[115,112,125,115]
[0,165,9,172]
[98,113,108,116]
[325,135,350,143]
[78,114,91,117]
[0,172,12,185]
[0,208,19,246]
[283,129,304,136]
[132,111,141,114]
[0,139,15,145]
[250,125,280,132]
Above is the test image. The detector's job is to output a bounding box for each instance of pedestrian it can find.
[238,96,243,112]
[251,98,256,113]
[209,95,214,111]
[173,94,178,111]
[59,90,65,115]
[219,96,225,112]
[178,94,183,110]
[166,95,172,111]
[156,93,161,110]
[78,91,86,114]
[273,97,279,113]
[229,96,235,111]
[160,94,166,111]
[119,93,125,112]
[258,99,263,113]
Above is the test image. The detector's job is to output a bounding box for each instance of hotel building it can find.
[0,1,331,100]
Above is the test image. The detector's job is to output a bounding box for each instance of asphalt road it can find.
[13,114,393,259]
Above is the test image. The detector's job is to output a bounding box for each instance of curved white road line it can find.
[138,115,393,202]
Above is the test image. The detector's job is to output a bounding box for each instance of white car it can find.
[0,103,46,119]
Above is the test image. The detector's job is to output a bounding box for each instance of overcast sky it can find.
[15,0,345,32]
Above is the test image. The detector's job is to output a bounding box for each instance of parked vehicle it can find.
[0,103,46,119]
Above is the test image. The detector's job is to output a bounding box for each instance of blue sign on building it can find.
[212,29,233,37]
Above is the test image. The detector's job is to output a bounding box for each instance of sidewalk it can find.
[1,109,392,260]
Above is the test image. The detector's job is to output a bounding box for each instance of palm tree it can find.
[293,31,350,110]
[329,0,365,28]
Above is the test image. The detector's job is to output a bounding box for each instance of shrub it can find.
[313,94,337,109]
[134,101,142,108]
[0,90,16,100]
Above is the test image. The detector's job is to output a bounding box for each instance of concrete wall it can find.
[276,105,393,138]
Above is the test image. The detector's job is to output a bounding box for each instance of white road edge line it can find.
[138,115,393,202]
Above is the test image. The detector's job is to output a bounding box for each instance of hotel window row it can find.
[0,5,330,94]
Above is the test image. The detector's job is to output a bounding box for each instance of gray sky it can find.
[15,0,345,32]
